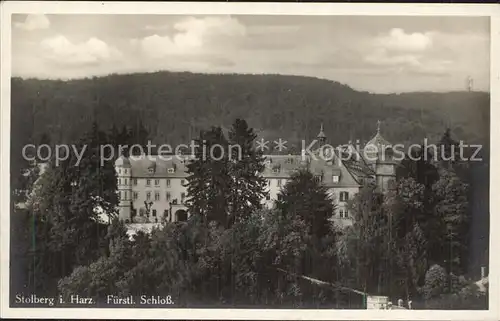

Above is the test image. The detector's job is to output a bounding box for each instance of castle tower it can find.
[364,120,396,192]
[115,155,132,221]
[317,123,327,147]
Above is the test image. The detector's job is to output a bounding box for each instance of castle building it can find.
[115,124,397,227]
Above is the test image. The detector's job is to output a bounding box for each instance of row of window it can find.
[265,158,296,165]
[117,178,184,187]
[313,175,340,183]
[119,190,186,202]
[130,207,347,220]
[120,190,349,202]
[119,176,341,187]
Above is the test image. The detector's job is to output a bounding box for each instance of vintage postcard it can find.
[1,1,499,320]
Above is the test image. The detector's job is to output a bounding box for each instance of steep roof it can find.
[365,132,392,150]
[129,155,190,178]
[115,155,131,167]
[123,153,361,188]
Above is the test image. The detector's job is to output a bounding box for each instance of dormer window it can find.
[148,168,154,174]
[332,175,340,183]
[168,168,175,174]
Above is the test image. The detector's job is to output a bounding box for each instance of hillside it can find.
[11,72,490,155]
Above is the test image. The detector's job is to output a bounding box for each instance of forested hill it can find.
[11,71,490,153]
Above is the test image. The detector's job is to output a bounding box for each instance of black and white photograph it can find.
[1,2,499,320]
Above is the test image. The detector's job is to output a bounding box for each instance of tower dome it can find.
[317,123,326,140]
[365,120,391,149]
[115,155,131,168]
[364,120,393,164]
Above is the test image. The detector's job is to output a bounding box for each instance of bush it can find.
[421,264,447,300]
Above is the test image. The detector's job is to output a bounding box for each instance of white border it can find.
[1,2,499,320]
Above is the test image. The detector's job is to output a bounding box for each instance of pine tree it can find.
[274,169,338,283]
[185,126,231,226]
[432,167,469,275]
[227,119,268,226]
[347,185,390,295]
[438,128,459,168]
[276,169,334,238]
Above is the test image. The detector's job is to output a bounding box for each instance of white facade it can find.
[114,127,397,227]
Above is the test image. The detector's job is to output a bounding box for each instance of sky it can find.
[11,14,490,93]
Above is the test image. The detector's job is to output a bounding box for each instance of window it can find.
[168,168,174,173]
[166,192,171,201]
[124,178,128,185]
[148,168,154,174]
[124,169,128,174]
[181,179,186,186]
[118,169,121,174]
[181,193,186,202]
[166,179,171,187]
[146,192,151,201]
[133,179,137,186]
[266,195,271,200]
[286,158,293,164]
[277,195,283,201]
[118,178,121,185]
[340,191,349,202]
[277,179,282,187]
[124,191,128,200]
[314,175,322,183]
[146,179,151,186]
[155,192,160,201]
[273,167,280,174]
[133,192,138,200]
[154,179,160,186]
[139,208,145,217]
[339,209,348,218]
[332,175,340,183]
[152,209,157,217]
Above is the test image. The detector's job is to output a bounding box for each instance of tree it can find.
[272,169,338,282]
[432,167,469,275]
[437,128,460,167]
[185,126,231,226]
[276,169,334,239]
[421,264,447,300]
[394,223,428,300]
[227,118,268,226]
[26,123,119,294]
[345,185,392,295]
[58,219,132,301]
